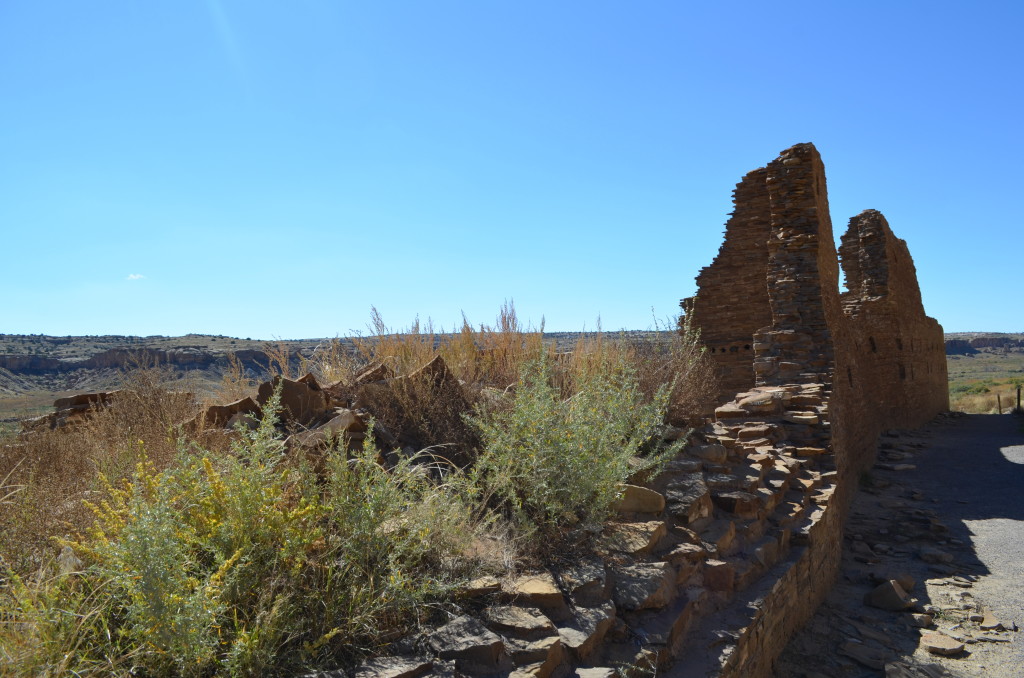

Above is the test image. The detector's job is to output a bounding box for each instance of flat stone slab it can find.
[921,631,965,656]
[353,657,433,678]
[483,605,555,639]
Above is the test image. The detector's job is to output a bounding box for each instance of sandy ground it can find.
[774,412,1024,677]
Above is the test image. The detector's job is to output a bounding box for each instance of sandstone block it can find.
[352,657,433,678]
[599,521,666,557]
[427,615,504,672]
[611,484,666,514]
[611,563,675,610]
[921,631,965,656]
[483,606,554,640]
[704,559,735,593]
[864,580,914,611]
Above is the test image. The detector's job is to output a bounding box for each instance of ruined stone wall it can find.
[679,142,948,676]
[838,209,949,441]
[683,167,772,402]
[753,144,841,389]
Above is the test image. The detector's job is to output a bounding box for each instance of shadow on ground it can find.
[774,413,1024,678]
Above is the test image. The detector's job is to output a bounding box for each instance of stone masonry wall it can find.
[678,142,948,676]
[683,167,773,402]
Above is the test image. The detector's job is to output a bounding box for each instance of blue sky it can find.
[2,1,1021,338]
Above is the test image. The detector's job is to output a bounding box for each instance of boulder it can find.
[354,362,395,385]
[599,521,666,557]
[505,573,570,621]
[556,602,616,662]
[711,490,762,518]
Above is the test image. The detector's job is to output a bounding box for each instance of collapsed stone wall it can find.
[678,142,948,675]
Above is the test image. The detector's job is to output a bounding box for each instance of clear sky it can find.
[2,1,1021,339]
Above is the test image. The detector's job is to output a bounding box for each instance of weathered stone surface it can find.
[611,484,665,514]
[839,641,889,670]
[352,657,433,678]
[703,559,735,593]
[257,375,327,424]
[689,444,728,463]
[201,396,261,428]
[611,563,675,610]
[426,615,504,671]
[980,607,1003,631]
[864,580,914,611]
[460,576,500,598]
[599,522,666,562]
[354,362,394,384]
[919,546,953,564]
[506,635,563,678]
[920,631,965,655]
[556,602,615,662]
[561,560,607,606]
[504,635,562,666]
[483,606,554,640]
[711,490,762,518]
[573,669,615,678]
[505,573,569,621]
[665,474,712,524]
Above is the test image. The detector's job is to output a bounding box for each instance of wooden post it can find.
[1017,385,1022,413]
[997,394,1002,414]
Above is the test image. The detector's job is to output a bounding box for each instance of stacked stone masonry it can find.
[673,142,948,676]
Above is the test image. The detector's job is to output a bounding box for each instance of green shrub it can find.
[1,403,484,676]
[467,353,684,535]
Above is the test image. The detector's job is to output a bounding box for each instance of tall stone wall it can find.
[678,142,948,676]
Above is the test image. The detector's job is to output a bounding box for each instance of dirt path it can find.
[775,413,1024,677]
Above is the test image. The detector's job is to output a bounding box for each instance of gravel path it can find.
[775,412,1024,677]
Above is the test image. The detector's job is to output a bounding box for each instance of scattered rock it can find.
[864,580,915,611]
[920,631,965,656]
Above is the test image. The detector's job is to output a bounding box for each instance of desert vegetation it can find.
[0,305,716,677]
[946,345,1024,414]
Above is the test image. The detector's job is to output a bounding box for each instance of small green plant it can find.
[467,352,684,535]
